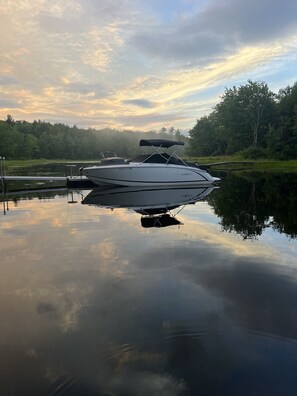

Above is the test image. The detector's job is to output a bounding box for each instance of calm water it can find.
[1,170,297,395]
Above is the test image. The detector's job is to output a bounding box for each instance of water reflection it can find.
[0,171,297,395]
[82,185,216,228]
[206,172,297,239]
[1,172,297,239]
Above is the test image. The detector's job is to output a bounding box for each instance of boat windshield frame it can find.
[139,139,187,166]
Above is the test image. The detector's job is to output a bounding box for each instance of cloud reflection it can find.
[1,191,297,394]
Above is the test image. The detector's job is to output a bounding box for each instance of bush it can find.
[240,147,267,159]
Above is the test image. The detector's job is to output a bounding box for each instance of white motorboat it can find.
[81,139,220,187]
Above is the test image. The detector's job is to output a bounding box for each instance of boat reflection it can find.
[82,185,216,228]
[140,214,182,228]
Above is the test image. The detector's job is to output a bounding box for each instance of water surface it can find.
[1,171,296,395]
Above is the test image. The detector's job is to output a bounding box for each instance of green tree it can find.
[188,113,223,156]
[215,80,275,153]
[240,80,276,147]
[188,80,280,157]
[5,114,15,127]
[0,121,19,158]
[267,82,297,159]
[15,133,39,159]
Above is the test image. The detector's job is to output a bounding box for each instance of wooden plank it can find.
[2,176,67,181]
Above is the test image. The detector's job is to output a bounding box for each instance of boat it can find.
[81,139,220,187]
[81,184,217,228]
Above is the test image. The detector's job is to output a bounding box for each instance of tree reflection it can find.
[207,172,297,239]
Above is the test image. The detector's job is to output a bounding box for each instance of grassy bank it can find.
[187,156,297,171]
[4,159,95,170]
[3,158,297,172]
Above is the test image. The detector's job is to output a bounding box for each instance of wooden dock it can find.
[1,175,95,192]
[2,176,67,181]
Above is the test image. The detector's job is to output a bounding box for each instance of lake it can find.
[1,169,297,395]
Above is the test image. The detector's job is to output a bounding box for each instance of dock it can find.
[2,176,67,181]
[1,175,95,192]
[0,158,96,192]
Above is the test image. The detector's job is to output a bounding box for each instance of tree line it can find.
[1,79,297,160]
[188,80,297,159]
[0,117,185,160]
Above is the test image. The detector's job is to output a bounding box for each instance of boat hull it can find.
[82,163,219,187]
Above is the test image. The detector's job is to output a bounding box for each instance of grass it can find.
[5,159,63,168]
[4,159,95,170]
[187,154,243,164]
[185,155,297,171]
[3,157,297,172]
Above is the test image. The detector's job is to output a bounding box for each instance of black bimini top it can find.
[139,139,184,148]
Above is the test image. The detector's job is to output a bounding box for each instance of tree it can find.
[215,81,276,153]
[0,121,19,158]
[188,113,223,156]
[5,114,15,127]
[239,80,276,147]
[168,126,175,136]
[267,82,297,159]
[188,81,282,157]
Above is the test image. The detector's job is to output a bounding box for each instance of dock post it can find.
[1,157,7,194]
[3,157,6,177]
[0,156,3,194]
[65,164,76,177]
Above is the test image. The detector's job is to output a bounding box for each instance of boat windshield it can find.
[132,139,188,166]
[130,153,186,165]
[101,151,117,159]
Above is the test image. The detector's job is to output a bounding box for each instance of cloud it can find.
[0,76,19,86]
[0,98,20,109]
[114,112,188,128]
[81,0,143,25]
[130,0,297,66]
[0,0,297,130]
[122,99,157,108]
[63,81,113,98]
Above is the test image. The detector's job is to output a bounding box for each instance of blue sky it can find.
[0,0,296,131]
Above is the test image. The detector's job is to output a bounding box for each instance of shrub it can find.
[240,147,267,159]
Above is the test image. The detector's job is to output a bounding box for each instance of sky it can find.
[0,0,297,132]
